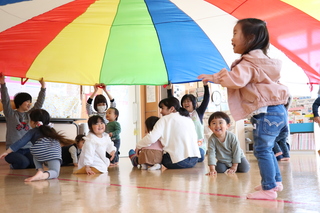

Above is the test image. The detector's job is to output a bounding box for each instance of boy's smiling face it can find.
[209,117,230,138]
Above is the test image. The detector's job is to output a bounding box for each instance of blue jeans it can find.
[250,105,288,190]
[162,153,198,169]
[5,148,35,169]
[197,148,205,163]
[110,139,120,164]
[272,126,290,159]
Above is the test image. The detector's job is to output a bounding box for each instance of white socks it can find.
[139,163,162,171]
[148,164,161,171]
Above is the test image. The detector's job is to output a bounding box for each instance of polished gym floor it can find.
[0,145,319,212]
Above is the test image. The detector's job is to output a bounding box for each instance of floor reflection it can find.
[0,152,319,212]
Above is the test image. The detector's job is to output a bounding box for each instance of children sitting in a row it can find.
[0,75,248,181]
[129,111,249,174]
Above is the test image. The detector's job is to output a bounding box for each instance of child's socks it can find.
[148,164,161,171]
[247,189,277,200]
[140,164,148,170]
[128,149,138,167]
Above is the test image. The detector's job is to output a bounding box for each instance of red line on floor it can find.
[3,173,313,205]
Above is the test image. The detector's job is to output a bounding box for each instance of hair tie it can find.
[37,121,53,128]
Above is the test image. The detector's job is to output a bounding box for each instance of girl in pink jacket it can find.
[199,18,289,200]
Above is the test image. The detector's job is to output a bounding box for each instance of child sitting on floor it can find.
[61,134,85,167]
[129,116,163,171]
[206,111,250,176]
[74,115,116,175]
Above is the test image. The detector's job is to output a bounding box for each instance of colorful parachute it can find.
[0,0,319,86]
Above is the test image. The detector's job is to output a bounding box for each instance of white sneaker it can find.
[140,164,148,170]
[148,164,161,171]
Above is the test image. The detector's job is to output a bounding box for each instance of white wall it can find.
[108,85,140,157]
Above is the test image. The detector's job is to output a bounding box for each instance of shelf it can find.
[289,123,314,133]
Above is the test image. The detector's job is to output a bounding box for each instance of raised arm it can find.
[101,83,116,107]
[0,73,14,117]
[86,84,100,115]
[196,81,210,119]
[31,78,46,110]
[167,83,173,98]
[89,84,100,100]
[39,77,46,89]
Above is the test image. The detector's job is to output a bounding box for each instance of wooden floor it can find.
[0,144,319,212]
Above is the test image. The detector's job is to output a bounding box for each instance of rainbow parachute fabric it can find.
[0,0,319,85]
[0,0,228,85]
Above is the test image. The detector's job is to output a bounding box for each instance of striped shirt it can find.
[30,137,61,162]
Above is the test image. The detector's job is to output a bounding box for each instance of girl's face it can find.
[182,98,194,112]
[232,23,247,55]
[91,119,105,137]
[209,117,230,138]
[159,104,174,116]
[106,108,117,122]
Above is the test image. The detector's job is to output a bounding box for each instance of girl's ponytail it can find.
[30,109,74,146]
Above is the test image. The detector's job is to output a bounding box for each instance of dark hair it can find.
[158,97,189,117]
[93,95,107,112]
[108,107,119,121]
[181,94,197,110]
[30,109,74,146]
[145,116,159,132]
[237,18,269,55]
[14,92,32,109]
[75,134,85,143]
[208,111,231,125]
[87,115,105,133]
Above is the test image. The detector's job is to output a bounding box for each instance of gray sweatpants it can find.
[33,157,61,179]
[216,157,250,173]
